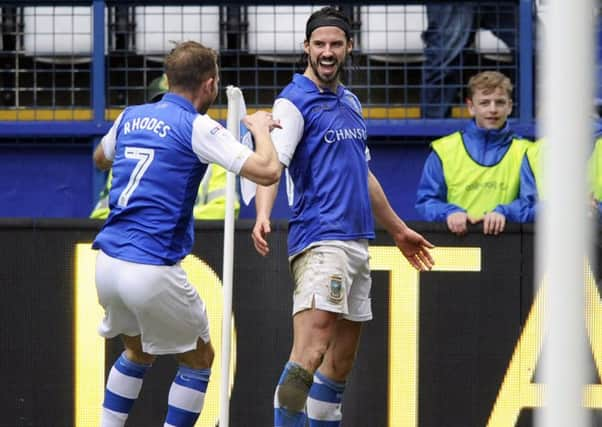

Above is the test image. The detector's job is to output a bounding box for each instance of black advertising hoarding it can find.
[2,219,601,427]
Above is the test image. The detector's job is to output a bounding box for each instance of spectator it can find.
[421,4,517,118]
[521,139,542,222]
[90,169,113,219]
[416,70,536,235]
[524,120,602,223]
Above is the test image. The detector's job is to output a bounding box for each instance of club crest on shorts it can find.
[328,275,343,303]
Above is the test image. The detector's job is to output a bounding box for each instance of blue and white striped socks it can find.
[307,370,345,427]
[101,352,150,427]
[100,354,210,427]
[164,366,211,427]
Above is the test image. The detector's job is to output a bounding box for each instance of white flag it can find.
[237,94,295,207]
[239,129,257,206]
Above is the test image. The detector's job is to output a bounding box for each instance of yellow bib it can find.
[432,132,531,217]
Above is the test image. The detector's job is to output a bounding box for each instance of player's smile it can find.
[304,26,351,90]
[317,56,338,76]
[314,55,339,81]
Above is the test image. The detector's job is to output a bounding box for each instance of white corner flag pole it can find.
[536,0,593,426]
[220,85,242,427]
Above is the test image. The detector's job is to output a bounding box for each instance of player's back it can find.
[93,93,208,266]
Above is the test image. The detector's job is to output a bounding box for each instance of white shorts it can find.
[290,240,373,322]
[95,250,210,355]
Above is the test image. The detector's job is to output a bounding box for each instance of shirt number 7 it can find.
[117,147,155,207]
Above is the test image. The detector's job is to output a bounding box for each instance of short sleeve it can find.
[271,98,304,167]
[191,115,253,174]
[101,111,125,161]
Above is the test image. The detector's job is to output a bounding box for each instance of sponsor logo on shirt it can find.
[323,127,367,144]
[210,125,224,135]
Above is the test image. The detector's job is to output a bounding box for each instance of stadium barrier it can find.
[3,219,602,427]
[0,0,529,135]
[0,1,535,222]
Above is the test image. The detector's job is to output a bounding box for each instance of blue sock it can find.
[101,352,151,427]
[164,366,210,427]
[274,361,312,427]
[307,370,345,427]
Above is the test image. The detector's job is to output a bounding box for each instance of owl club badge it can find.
[328,275,343,303]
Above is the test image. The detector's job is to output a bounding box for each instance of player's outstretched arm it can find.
[239,111,282,186]
[252,181,280,256]
[368,171,435,271]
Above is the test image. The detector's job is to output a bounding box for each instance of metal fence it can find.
[0,1,531,138]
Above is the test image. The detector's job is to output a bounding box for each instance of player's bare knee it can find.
[124,348,155,365]
[277,364,313,412]
[307,345,329,372]
[121,334,155,364]
[294,341,328,372]
[176,340,214,369]
[201,343,215,367]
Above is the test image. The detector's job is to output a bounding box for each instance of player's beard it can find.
[309,55,344,86]
[197,84,218,115]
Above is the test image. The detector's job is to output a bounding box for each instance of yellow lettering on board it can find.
[369,246,482,427]
[75,244,602,427]
[487,261,602,426]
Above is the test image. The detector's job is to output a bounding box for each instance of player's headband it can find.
[305,16,351,41]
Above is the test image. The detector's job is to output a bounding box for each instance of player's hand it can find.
[446,211,469,236]
[394,228,435,271]
[252,218,272,256]
[243,111,282,134]
[470,211,506,235]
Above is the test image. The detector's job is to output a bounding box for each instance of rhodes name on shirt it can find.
[123,116,171,138]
